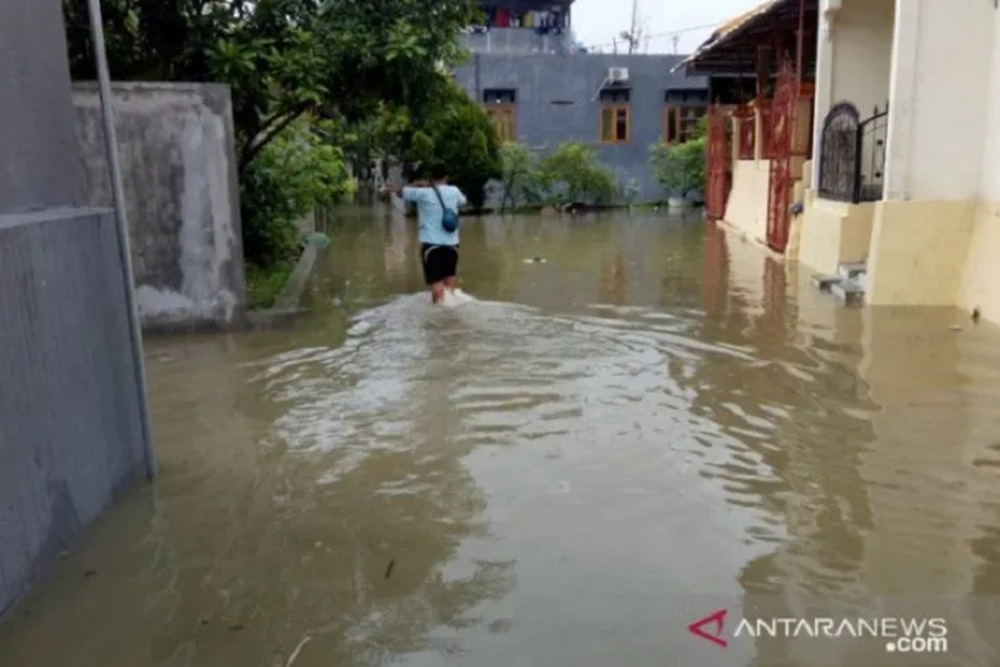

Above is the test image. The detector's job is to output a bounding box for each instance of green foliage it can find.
[400,80,501,210]
[245,260,294,310]
[61,0,482,265]
[649,137,707,199]
[541,142,618,205]
[498,143,547,212]
[240,117,354,266]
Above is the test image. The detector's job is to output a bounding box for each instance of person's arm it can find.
[400,185,424,203]
[456,188,468,208]
[383,182,427,202]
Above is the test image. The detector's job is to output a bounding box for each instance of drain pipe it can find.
[85,0,156,479]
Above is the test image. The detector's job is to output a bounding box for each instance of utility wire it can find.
[583,20,721,52]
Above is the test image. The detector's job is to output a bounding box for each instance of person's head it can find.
[430,162,449,183]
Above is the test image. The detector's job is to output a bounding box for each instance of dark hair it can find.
[430,162,448,181]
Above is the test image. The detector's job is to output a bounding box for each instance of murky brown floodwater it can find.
[4,207,1000,666]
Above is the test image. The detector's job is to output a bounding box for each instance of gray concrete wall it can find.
[0,0,81,212]
[461,28,573,55]
[0,208,147,616]
[454,53,707,203]
[73,82,245,330]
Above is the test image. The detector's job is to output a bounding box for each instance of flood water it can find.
[4,208,1000,667]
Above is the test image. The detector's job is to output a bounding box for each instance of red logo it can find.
[689,609,729,648]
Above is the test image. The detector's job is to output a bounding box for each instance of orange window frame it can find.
[599,104,630,143]
[485,104,516,142]
[664,104,707,144]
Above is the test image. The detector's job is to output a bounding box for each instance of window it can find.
[483,88,516,104]
[486,106,516,142]
[664,105,707,144]
[600,105,630,143]
[599,86,631,143]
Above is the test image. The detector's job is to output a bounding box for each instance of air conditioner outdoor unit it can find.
[608,67,630,83]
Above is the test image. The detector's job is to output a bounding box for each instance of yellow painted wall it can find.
[797,196,875,275]
[723,159,771,247]
[959,203,1000,323]
[956,7,1000,324]
[866,200,977,306]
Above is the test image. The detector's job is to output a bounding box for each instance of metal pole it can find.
[85,0,156,479]
[628,0,639,54]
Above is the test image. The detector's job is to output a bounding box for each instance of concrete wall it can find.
[73,82,245,330]
[867,0,995,307]
[461,28,573,55]
[883,0,993,201]
[798,198,875,274]
[0,209,148,616]
[453,53,707,203]
[959,6,1000,322]
[0,0,82,213]
[722,160,771,246]
[829,0,894,119]
[0,0,150,621]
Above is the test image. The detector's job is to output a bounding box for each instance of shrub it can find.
[241,117,354,266]
[541,142,617,205]
[498,142,547,212]
[649,137,706,199]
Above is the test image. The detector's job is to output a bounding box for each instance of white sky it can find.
[570,0,764,54]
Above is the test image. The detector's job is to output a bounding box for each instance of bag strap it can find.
[430,184,452,215]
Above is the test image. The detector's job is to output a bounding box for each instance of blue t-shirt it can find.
[401,184,467,246]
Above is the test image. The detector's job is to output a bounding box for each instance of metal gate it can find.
[766,58,797,252]
[705,104,731,222]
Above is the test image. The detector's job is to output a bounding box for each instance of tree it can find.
[648,137,706,199]
[649,115,707,200]
[541,142,617,206]
[240,116,354,265]
[61,0,484,265]
[497,143,546,213]
[400,79,501,211]
[61,0,483,178]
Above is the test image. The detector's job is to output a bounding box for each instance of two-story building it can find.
[452,0,710,204]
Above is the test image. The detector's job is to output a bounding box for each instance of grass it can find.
[245,259,294,310]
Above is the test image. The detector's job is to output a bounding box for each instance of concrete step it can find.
[838,262,867,280]
[811,273,843,292]
[831,278,865,306]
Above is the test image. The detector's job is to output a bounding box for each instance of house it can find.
[452,0,710,204]
[797,0,1000,324]
[677,0,819,253]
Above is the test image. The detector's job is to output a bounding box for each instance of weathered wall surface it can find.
[0,208,148,616]
[0,0,81,213]
[73,82,245,329]
[454,53,707,203]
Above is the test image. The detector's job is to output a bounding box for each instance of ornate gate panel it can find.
[705,104,731,222]
[766,58,796,253]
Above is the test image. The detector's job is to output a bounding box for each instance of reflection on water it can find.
[3,209,1000,666]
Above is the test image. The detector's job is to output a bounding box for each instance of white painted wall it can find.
[830,0,894,118]
[810,0,893,190]
[809,2,834,189]
[884,0,995,201]
[981,7,1000,201]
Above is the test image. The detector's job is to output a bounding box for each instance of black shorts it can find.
[420,243,459,285]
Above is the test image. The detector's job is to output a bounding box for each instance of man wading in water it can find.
[384,163,468,304]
